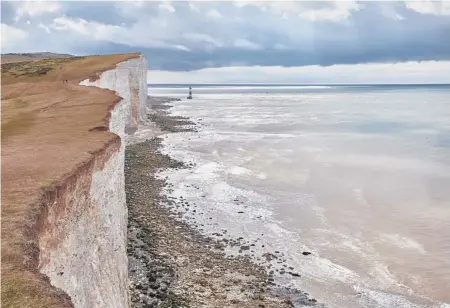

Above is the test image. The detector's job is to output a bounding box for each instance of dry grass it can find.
[1,52,73,64]
[1,53,139,85]
[1,53,140,307]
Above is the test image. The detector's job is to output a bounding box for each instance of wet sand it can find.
[125,97,318,307]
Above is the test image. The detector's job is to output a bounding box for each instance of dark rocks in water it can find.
[302,252,312,256]
[275,287,316,307]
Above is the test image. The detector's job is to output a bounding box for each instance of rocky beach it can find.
[125,97,318,308]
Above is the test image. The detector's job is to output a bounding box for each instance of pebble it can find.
[125,98,318,308]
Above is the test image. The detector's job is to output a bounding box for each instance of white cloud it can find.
[174,45,190,52]
[184,32,223,47]
[233,38,261,50]
[1,24,28,51]
[14,1,60,21]
[298,1,360,22]
[189,3,200,13]
[159,1,175,13]
[51,16,121,37]
[233,1,360,22]
[38,23,51,34]
[206,9,222,19]
[49,16,184,51]
[405,0,450,16]
[379,3,405,20]
[147,61,450,84]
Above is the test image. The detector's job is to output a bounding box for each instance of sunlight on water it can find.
[150,85,450,308]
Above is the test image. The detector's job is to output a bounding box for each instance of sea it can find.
[148,84,450,308]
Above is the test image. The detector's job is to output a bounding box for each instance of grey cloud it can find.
[1,1,17,24]
[1,1,449,71]
[59,1,137,25]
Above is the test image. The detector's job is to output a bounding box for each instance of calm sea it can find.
[149,84,450,308]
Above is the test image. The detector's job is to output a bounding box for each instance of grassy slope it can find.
[1,53,140,308]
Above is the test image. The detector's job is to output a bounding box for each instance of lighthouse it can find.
[187,86,193,99]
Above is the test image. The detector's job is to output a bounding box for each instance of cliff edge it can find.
[1,53,147,308]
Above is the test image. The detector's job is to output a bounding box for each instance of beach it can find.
[125,97,318,307]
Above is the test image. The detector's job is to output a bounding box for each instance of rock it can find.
[302,251,312,256]
[159,283,168,292]
[149,282,160,290]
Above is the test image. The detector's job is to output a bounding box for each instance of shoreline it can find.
[125,97,318,307]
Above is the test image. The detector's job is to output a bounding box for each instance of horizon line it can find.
[147,83,450,85]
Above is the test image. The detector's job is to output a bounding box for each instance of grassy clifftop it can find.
[1,52,73,64]
[1,53,140,308]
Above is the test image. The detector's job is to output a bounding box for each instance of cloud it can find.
[14,0,60,21]
[184,32,223,47]
[405,1,450,16]
[206,9,221,19]
[48,16,191,52]
[1,23,28,51]
[379,3,406,21]
[147,61,450,84]
[159,2,175,14]
[234,1,360,22]
[233,39,261,50]
[297,1,360,21]
[274,44,288,50]
[51,16,123,39]
[174,45,190,52]
[38,22,51,34]
[1,1,449,73]
[189,3,200,13]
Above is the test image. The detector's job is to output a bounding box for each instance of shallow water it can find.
[149,85,450,308]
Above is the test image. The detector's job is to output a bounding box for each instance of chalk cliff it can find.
[37,56,147,308]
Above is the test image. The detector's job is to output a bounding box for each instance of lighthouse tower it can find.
[187,86,193,99]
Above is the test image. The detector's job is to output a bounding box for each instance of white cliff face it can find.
[80,56,148,133]
[38,55,147,308]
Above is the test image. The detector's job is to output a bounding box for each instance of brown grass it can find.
[1,53,140,307]
[1,52,73,64]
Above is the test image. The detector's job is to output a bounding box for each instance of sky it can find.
[1,1,450,83]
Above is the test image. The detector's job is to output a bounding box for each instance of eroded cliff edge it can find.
[1,54,146,308]
[39,56,147,308]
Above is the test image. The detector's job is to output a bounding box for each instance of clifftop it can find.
[1,53,141,308]
[1,52,74,64]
